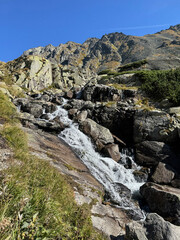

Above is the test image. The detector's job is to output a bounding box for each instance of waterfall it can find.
[47,100,145,219]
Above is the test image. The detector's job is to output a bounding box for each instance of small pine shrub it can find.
[136,68,180,106]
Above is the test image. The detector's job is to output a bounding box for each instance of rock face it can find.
[125,213,180,240]
[7,56,53,91]
[134,110,179,144]
[82,84,122,102]
[140,182,180,224]
[135,141,179,171]
[22,24,180,74]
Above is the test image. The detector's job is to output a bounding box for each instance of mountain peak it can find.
[169,24,180,31]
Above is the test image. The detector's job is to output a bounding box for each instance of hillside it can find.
[0,24,180,239]
[22,24,180,74]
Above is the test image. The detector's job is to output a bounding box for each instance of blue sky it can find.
[0,0,180,62]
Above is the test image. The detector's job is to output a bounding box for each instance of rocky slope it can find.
[1,24,180,239]
[22,24,180,74]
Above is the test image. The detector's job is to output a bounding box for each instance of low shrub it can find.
[136,69,180,105]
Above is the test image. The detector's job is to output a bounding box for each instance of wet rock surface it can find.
[22,126,131,238]
[9,87,180,238]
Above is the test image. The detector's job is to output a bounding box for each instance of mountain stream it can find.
[47,100,145,220]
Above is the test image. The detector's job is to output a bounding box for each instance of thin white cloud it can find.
[104,24,171,32]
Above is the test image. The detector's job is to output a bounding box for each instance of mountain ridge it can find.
[22,24,180,74]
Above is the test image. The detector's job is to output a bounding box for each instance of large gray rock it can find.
[82,84,122,102]
[125,213,180,240]
[7,56,53,91]
[102,143,121,162]
[135,141,180,172]
[19,112,65,133]
[140,182,180,224]
[125,221,147,240]
[134,110,179,144]
[80,118,114,146]
[151,162,175,184]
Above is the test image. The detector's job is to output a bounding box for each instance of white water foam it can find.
[46,101,145,218]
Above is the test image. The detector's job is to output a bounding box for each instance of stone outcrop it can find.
[134,110,179,144]
[135,141,180,172]
[7,56,53,91]
[82,84,122,102]
[125,213,180,240]
[140,182,180,224]
[79,118,121,161]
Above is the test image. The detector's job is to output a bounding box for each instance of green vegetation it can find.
[0,90,105,240]
[136,69,180,105]
[135,97,155,111]
[7,85,25,98]
[108,83,138,90]
[0,62,13,85]
[105,101,117,107]
[0,91,18,123]
[118,59,147,72]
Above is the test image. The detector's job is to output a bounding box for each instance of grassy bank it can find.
[0,91,104,240]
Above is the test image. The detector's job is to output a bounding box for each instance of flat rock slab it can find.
[23,126,131,238]
[91,202,130,237]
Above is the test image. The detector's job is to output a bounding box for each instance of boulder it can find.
[125,221,147,240]
[80,118,114,147]
[135,141,180,173]
[151,162,175,184]
[140,182,180,224]
[134,110,179,144]
[68,108,78,118]
[125,213,180,240]
[19,112,65,133]
[101,143,121,162]
[144,213,180,240]
[21,102,43,118]
[91,104,135,145]
[42,103,57,113]
[76,110,88,122]
[66,90,74,99]
[82,84,122,102]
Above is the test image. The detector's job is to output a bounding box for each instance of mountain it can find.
[22,24,180,74]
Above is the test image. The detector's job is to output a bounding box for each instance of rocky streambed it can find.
[13,83,180,239]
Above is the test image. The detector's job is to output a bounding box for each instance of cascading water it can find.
[47,100,145,219]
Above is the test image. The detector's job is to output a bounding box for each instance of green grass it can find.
[0,91,105,240]
[118,59,148,72]
[0,91,18,123]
